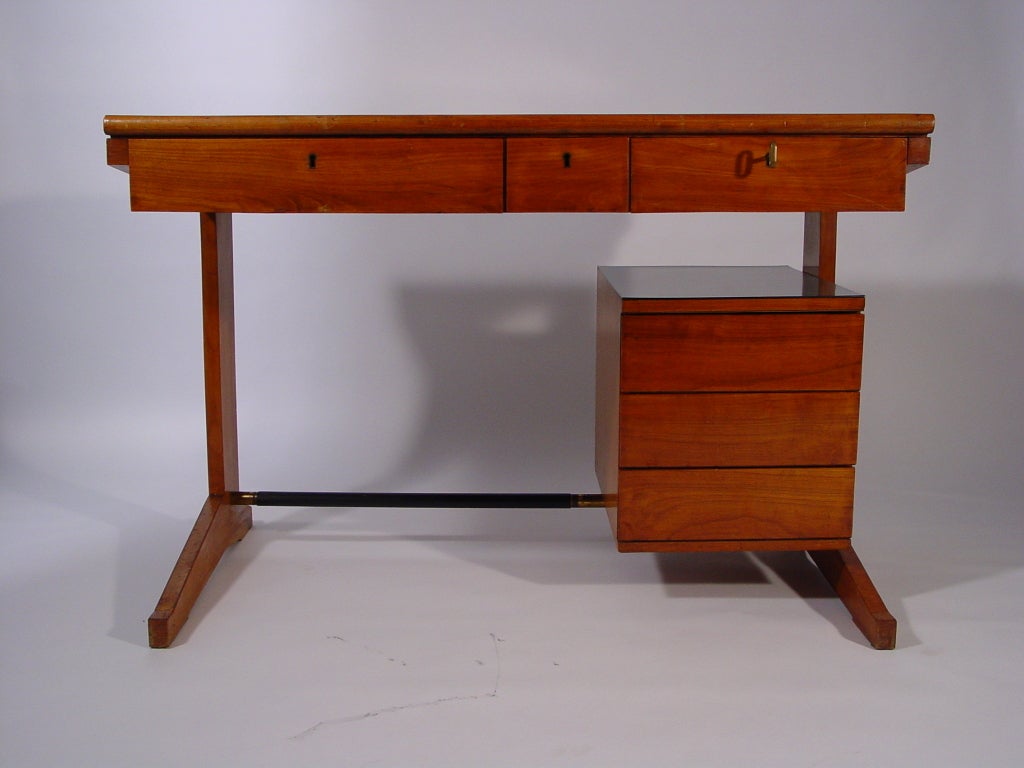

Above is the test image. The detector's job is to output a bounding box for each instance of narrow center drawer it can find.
[128,138,504,212]
[506,137,628,212]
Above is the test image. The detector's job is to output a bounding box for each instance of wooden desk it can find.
[104,114,934,648]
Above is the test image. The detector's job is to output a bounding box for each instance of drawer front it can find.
[128,138,504,212]
[631,136,907,212]
[620,313,864,392]
[619,392,860,467]
[616,468,854,541]
[506,137,628,212]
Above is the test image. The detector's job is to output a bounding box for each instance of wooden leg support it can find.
[809,546,897,650]
[147,211,252,649]
[803,211,838,283]
[148,495,252,648]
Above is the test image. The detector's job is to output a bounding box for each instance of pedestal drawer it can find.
[619,391,860,467]
[631,136,907,212]
[616,468,855,542]
[620,312,864,392]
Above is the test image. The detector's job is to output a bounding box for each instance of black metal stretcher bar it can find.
[232,491,610,509]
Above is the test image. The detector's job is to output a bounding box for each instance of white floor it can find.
[3,284,1023,767]
[3,480,1023,766]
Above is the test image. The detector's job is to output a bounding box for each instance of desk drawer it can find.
[620,312,864,392]
[128,138,504,212]
[619,392,860,467]
[631,136,907,212]
[506,137,628,212]
[616,468,854,542]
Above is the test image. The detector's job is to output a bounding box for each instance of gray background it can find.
[2,1,1022,766]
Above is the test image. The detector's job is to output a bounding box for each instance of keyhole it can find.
[563,152,572,168]
[308,153,317,169]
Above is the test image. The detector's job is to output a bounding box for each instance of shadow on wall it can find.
[386,281,598,493]
[857,281,1024,500]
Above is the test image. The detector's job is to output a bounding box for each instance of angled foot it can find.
[809,545,896,650]
[148,495,252,648]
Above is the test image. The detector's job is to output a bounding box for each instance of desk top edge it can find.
[103,113,935,138]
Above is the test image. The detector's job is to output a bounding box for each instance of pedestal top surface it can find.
[599,265,861,301]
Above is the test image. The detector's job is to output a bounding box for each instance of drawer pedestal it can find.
[596,266,896,647]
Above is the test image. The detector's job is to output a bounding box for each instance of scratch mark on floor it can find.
[328,634,408,667]
[489,633,502,696]
[291,633,503,740]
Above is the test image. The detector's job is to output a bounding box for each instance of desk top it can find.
[105,114,933,215]
[104,113,935,138]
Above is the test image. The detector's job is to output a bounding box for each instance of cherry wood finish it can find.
[810,547,897,650]
[105,114,933,650]
[129,138,504,212]
[597,265,864,548]
[907,136,932,171]
[616,467,855,542]
[803,211,839,284]
[594,262,899,650]
[200,212,243,497]
[147,212,252,648]
[506,137,629,212]
[107,114,933,217]
[617,538,853,554]
[148,495,251,648]
[631,137,907,212]
[104,113,935,137]
[618,391,860,467]
[619,312,864,392]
